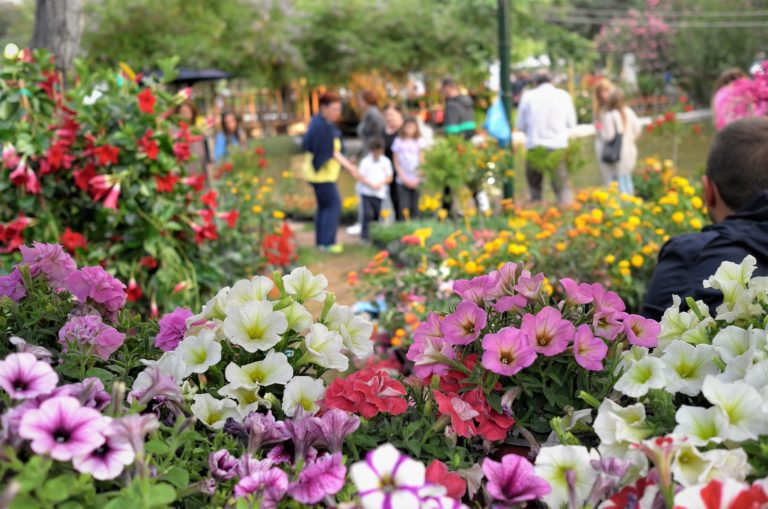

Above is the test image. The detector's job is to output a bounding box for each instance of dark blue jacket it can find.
[642,190,768,320]
[302,114,341,171]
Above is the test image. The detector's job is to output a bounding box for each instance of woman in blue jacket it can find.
[214,112,246,162]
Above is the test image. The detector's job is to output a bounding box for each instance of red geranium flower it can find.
[9,164,40,194]
[434,391,478,438]
[191,221,218,244]
[0,215,30,253]
[155,173,180,193]
[139,256,158,269]
[218,209,240,229]
[323,368,407,419]
[173,142,191,162]
[137,88,156,114]
[263,222,296,266]
[73,163,96,192]
[425,460,466,499]
[201,189,218,209]
[60,228,87,253]
[664,111,676,122]
[94,144,120,166]
[182,173,206,192]
[138,130,159,160]
[255,146,266,156]
[198,208,215,225]
[258,158,267,168]
[127,278,142,302]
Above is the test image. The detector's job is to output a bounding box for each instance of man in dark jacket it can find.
[441,78,476,140]
[642,117,768,320]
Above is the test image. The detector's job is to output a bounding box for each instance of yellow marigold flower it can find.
[244,193,252,201]
[230,187,238,194]
[266,177,275,185]
[655,228,666,236]
[459,250,469,259]
[604,254,616,264]
[612,209,624,218]
[465,261,479,274]
[619,260,630,269]
[507,243,528,255]
[683,186,696,197]
[631,254,644,268]
[591,209,604,222]
[652,206,662,215]
[252,205,263,214]
[390,336,402,347]
[446,258,457,267]
[641,244,654,255]
[672,211,684,224]
[555,242,567,252]
[282,171,292,179]
[628,216,641,226]
[691,196,703,209]
[437,209,449,220]
[273,210,285,219]
[690,218,703,230]
[612,228,624,239]
[620,267,631,277]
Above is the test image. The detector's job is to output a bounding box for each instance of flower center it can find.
[53,428,71,443]
[536,332,553,347]
[93,443,110,458]
[499,350,515,365]
[13,378,27,392]
[461,320,475,336]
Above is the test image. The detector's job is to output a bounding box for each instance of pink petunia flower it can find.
[440,301,487,346]
[406,334,457,378]
[19,396,108,461]
[413,312,444,344]
[0,267,26,302]
[493,294,528,314]
[514,272,545,300]
[624,314,660,348]
[72,419,135,480]
[0,352,58,400]
[288,452,347,504]
[483,454,551,504]
[58,314,125,360]
[481,327,537,376]
[520,307,575,356]
[234,467,289,508]
[453,274,497,306]
[590,284,627,340]
[573,324,608,371]
[65,266,127,319]
[560,278,594,306]
[19,242,77,289]
[208,449,239,480]
[154,307,193,351]
[490,262,524,298]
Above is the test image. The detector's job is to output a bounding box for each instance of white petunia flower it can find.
[674,405,728,446]
[138,351,188,384]
[671,443,712,488]
[302,323,349,371]
[350,444,426,509]
[282,376,325,417]
[218,384,263,416]
[700,448,751,483]
[597,441,649,479]
[661,342,719,396]
[283,267,328,303]
[615,356,666,398]
[175,328,221,377]
[224,276,275,311]
[534,445,598,509]
[615,346,649,375]
[188,287,230,326]
[718,348,756,382]
[701,376,768,442]
[190,394,240,429]
[222,300,288,352]
[745,359,768,388]
[593,399,653,445]
[224,350,293,388]
[703,256,756,294]
[326,304,374,359]
[658,296,713,349]
[279,301,314,333]
[712,326,763,364]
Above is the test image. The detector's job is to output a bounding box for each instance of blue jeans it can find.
[311,182,340,247]
[618,174,635,195]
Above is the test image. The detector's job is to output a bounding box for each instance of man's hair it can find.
[534,70,551,85]
[361,90,378,107]
[441,78,456,89]
[706,117,768,211]
[319,91,340,107]
[368,137,384,151]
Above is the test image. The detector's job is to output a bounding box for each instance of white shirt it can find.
[515,83,577,150]
[356,153,393,200]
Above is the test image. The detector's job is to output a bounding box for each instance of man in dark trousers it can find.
[642,117,768,320]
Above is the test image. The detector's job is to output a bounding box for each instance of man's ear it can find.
[702,175,717,208]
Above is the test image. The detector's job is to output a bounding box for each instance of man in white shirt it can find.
[356,138,393,241]
[515,71,576,204]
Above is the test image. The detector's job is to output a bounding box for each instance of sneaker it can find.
[327,244,344,254]
[346,223,362,235]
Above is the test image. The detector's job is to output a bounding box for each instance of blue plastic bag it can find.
[483,97,511,147]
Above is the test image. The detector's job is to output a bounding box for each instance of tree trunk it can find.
[30,0,83,73]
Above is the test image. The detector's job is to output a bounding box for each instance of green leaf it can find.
[486,391,503,414]
[160,466,189,490]
[38,473,76,502]
[145,439,170,455]
[85,367,115,384]
[146,483,176,507]
[16,456,52,493]
[10,494,42,509]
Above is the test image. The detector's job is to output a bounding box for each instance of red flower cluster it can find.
[60,228,87,253]
[425,460,466,499]
[434,387,515,441]
[0,216,30,253]
[139,130,159,160]
[94,144,120,166]
[155,173,180,193]
[263,222,296,266]
[173,121,202,163]
[137,88,156,114]
[324,368,408,419]
[127,277,142,302]
[41,113,78,174]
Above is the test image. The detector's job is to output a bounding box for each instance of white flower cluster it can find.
[133,267,373,429]
[594,256,768,489]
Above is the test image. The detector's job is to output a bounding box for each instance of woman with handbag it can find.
[599,89,641,195]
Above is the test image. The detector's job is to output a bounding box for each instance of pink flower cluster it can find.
[59,314,125,360]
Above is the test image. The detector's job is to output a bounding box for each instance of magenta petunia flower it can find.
[521,307,575,356]
[208,449,239,480]
[491,262,524,298]
[406,334,457,378]
[624,314,660,348]
[453,274,497,306]
[481,327,537,376]
[560,278,593,306]
[288,452,346,504]
[110,413,160,458]
[240,410,287,454]
[155,307,193,351]
[19,242,77,288]
[64,266,127,319]
[283,409,321,464]
[440,301,488,346]
[0,268,26,302]
[0,352,58,400]
[514,272,545,300]
[311,409,360,454]
[53,377,111,410]
[483,454,551,504]
[592,310,626,341]
[59,314,125,360]
[493,294,528,314]
[234,467,289,508]
[413,312,444,344]
[72,419,135,480]
[19,396,108,461]
[573,324,608,371]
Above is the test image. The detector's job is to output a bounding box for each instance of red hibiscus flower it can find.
[127,278,142,302]
[138,130,159,160]
[155,173,180,193]
[0,215,30,253]
[191,222,218,244]
[323,369,407,419]
[198,209,215,225]
[218,210,240,229]
[9,163,40,194]
[139,256,158,269]
[201,189,218,209]
[73,162,96,192]
[89,175,121,209]
[94,144,120,166]
[60,228,87,253]
[182,173,206,192]
[137,88,156,114]
[425,460,466,499]
[173,142,191,162]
